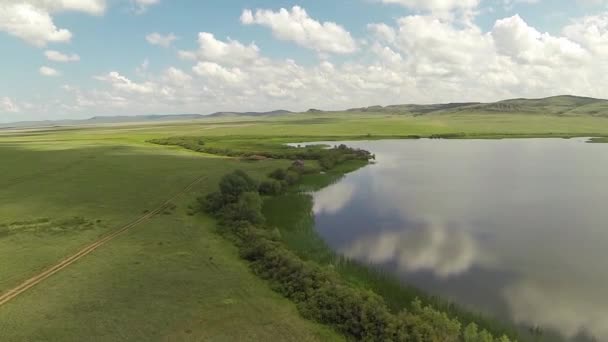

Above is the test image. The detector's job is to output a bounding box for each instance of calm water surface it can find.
[309,138,608,341]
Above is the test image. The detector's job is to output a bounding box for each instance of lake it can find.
[308,138,608,341]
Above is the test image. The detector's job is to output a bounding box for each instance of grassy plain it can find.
[1,111,607,341]
[0,139,341,341]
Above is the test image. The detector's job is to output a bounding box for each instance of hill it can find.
[0,110,293,130]
[3,95,608,131]
[348,95,608,116]
[207,109,293,118]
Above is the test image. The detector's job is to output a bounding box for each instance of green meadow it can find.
[1,109,607,341]
[0,139,340,341]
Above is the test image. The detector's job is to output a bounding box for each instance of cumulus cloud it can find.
[492,15,589,66]
[163,67,192,86]
[180,32,260,65]
[39,66,60,76]
[36,0,106,14]
[145,32,177,47]
[95,71,155,94]
[132,0,159,14]
[44,50,80,62]
[563,12,608,54]
[192,62,247,84]
[241,6,357,54]
[0,0,105,47]
[1,97,20,113]
[367,23,397,43]
[380,0,480,14]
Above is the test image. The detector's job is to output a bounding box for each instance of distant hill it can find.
[0,114,206,130]
[347,95,608,117]
[2,95,607,130]
[348,102,481,115]
[85,114,205,124]
[0,110,293,130]
[207,109,293,118]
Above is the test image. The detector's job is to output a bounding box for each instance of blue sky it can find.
[1,0,608,122]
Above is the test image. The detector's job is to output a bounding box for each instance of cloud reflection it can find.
[341,219,478,278]
[313,181,356,215]
[504,279,608,341]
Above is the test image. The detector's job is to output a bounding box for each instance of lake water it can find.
[309,138,608,341]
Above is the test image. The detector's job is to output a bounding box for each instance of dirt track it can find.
[0,176,206,307]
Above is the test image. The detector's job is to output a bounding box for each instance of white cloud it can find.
[44,50,80,62]
[241,6,357,54]
[0,3,72,47]
[177,50,197,60]
[39,66,60,76]
[391,15,495,80]
[1,97,20,113]
[163,67,192,86]
[95,71,155,94]
[36,0,106,15]
[379,0,480,13]
[367,23,397,43]
[563,12,608,55]
[132,0,159,14]
[145,32,177,47]
[193,62,247,84]
[492,15,589,66]
[0,0,105,47]
[181,32,260,65]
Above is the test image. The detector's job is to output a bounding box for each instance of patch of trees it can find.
[199,169,514,342]
[149,137,373,170]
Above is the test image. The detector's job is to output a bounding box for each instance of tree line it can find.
[150,137,373,169]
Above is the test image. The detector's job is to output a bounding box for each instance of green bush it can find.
[269,168,288,180]
[200,192,225,214]
[285,171,301,185]
[221,192,265,225]
[259,180,283,195]
[219,170,259,203]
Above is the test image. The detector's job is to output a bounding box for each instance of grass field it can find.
[1,111,607,341]
[3,111,608,145]
[0,139,342,341]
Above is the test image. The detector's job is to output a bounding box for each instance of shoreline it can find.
[262,159,525,341]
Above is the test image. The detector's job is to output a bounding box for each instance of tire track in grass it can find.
[0,175,207,307]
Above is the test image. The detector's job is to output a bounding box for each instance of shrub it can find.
[221,192,265,225]
[269,168,288,180]
[200,192,225,215]
[259,180,283,195]
[219,170,259,203]
[285,171,301,185]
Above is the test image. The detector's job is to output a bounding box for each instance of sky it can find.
[1,0,608,122]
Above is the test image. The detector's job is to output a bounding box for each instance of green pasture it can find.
[0,139,341,341]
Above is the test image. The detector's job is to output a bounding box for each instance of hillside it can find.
[0,111,292,130]
[348,95,608,116]
[207,109,293,118]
